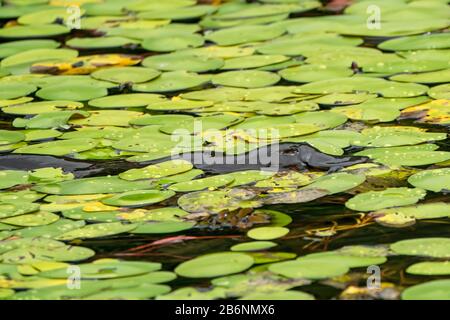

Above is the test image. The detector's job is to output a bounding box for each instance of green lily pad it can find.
[0,83,36,100]
[131,221,196,234]
[373,202,450,221]
[1,48,77,70]
[355,144,450,166]
[279,64,353,83]
[138,4,216,20]
[18,7,86,25]
[2,100,83,115]
[390,238,450,258]
[71,110,142,127]
[67,36,139,49]
[205,25,285,46]
[408,168,450,192]
[222,55,289,70]
[231,241,277,252]
[391,69,450,84]
[12,219,86,239]
[0,170,29,190]
[0,238,95,264]
[91,67,160,84]
[353,126,446,147]
[294,77,428,98]
[37,84,108,102]
[175,252,254,278]
[303,173,365,194]
[0,39,59,59]
[407,261,450,276]
[119,160,193,181]
[402,280,450,300]
[0,24,69,39]
[379,33,450,51]
[178,189,263,214]
[428,84,450,100]
[142,53,224,72]
[32,176,154,195]
[133,71,210,93]
[247,227,289,240]
[13,111,89,129]
[0,130,25,145]
[146,99,213,111]
[297,251,387,268]
[269,259,349,280]
[14,138,97,156]
[346,187,426,212]
[142,33,204,52]
[0,202,40,219]
[102,190,176,207]
[0,211,59,227]
[39,259,161,279]
[212,70,280,88]
[169,175,234,192]
[0,190,44,204]
[88,93,165,109]
[55,222,137,240]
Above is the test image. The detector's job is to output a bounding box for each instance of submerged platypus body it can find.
[173,143,368,173]
[0,143,368,177]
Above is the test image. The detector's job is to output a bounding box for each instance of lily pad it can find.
[345,188,427,212]
[14,138,97,156]
[55,222,137,240]
[269,259,349,280]
[32,176,154,195]
[102,190,176,207]
[212,70,280,88]
[169,175,234,192]
[91,67,160,84]
[231,241,277,252]
[303,173,365,194]
[408,168,450,192]
[175,252,254,278]
[402,280,450,300]
[119,160,193,181]
[247,227,289,240]
[133,71,210,93]
[142,53,224,73]
[205,25,285,46]
[390,238,450,258]
[407,261,450,276]
[88,93,165,109]
[36,84,108,102]
[142,33,204,52]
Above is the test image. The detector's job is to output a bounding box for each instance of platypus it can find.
[173,142,369,173]
[0,143,368,177]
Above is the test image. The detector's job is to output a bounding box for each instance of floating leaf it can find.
[175,252,254,278]
[119,160,193,181]
[345,188,426,212]
[391,238,450,258]
[231,241,277,252]
[408,168,450,192]
[407,261,450,276]
[55,222,137,240]
[269,260,349,280]
[247,227,289,240]
[402,280,450,300]
[101,190,176,207]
